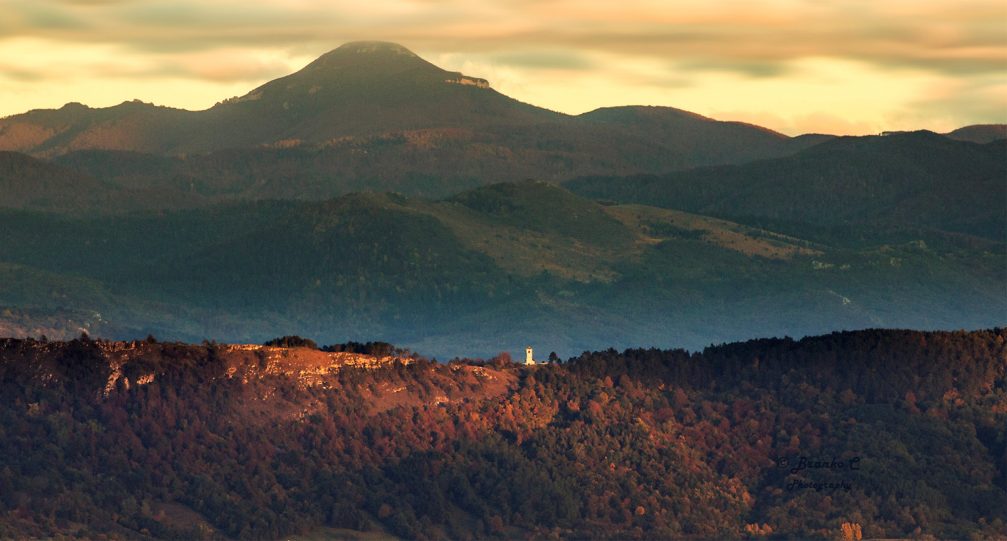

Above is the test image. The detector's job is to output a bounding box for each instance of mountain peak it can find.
[267,40,494,93]
[333,41,418,56]
[294,41,435,78]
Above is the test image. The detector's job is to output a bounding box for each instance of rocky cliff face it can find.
[0,336,515,415]
[0,330,1004,540]
[445,75,491,89]
[2,337,402,380]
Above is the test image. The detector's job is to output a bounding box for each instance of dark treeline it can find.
[0,328,1004,540]
[262,336,406,358]
[322,340,405,357]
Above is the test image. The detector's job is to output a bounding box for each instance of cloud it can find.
[19,4,90,29]
[0,0,1003,134]
[51,0,134,5]
[177,50,303,83]
[489,51,595,70]
[678,59,790,78]
[899,76,1007,128]
[0,66,48,82]
[3,0,1002,74]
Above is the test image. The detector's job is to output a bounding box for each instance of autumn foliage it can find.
[0,328,1005,539]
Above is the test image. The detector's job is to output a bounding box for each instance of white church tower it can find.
[525,346,535,365]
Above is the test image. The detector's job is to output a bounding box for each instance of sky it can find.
[0,0,1004,135]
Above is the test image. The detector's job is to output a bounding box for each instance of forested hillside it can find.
[566,131,1007,241]
[0,181,1002,358]
[1,329,1004,539]
[0,42,1002,357]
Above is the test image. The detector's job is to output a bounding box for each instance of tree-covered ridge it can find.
[566,131,1007,241]
[0,181,1002,359]
[1,329,1004,539]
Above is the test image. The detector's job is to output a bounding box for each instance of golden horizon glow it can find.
[1,0,1004,136]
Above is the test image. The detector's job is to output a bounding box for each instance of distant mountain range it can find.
[0,41,826,206]
[0,41,1003,356]
[942,124,1007,144]
[0,41,1001,211]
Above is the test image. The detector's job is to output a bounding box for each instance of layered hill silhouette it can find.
[944,124,1007,144]
[0,42,823,202]
[1,41,1001,210]
[0,181,1002,357]
[0,151,209,213]
[0,151,109,210]
[0,40,1003,359]
[567,131,1007,241]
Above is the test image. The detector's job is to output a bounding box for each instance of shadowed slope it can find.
[567,131,1007,240]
